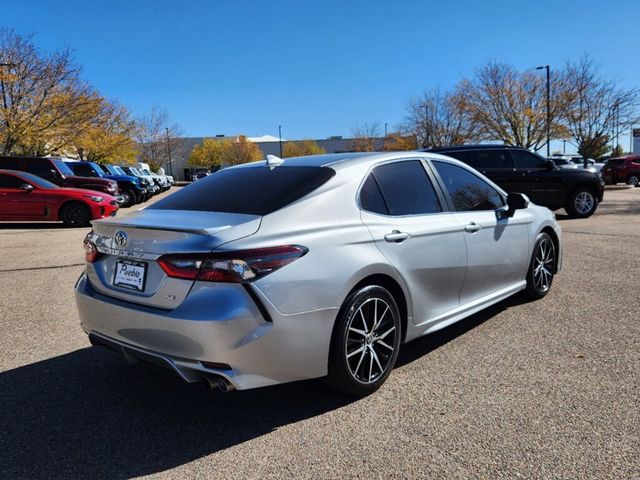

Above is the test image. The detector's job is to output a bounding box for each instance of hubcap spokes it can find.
[575,192,594,214]
[345,298,396,384]
[533,238,555,293]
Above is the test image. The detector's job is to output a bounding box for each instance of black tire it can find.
[327,285,401,396]
[627,174,640,187]
[60,202,92,227]
[564,187,597,218]
[123,189,137,207]
[523,232,556,300]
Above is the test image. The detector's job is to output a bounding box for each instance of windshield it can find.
[92,163,107,175]
[114,166,127,175]
[141,169,152,176]
[53,159,75,177]
[553,158,571,166]
[17,171,58,189]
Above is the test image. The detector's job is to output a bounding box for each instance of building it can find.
[166,135,386,181]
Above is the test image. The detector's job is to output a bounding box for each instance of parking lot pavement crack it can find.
[0,263,84,273]
[563,230,638,238]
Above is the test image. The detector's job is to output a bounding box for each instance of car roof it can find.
[426,144,532,153]
[232,151,457,171]
[0,169,28,176]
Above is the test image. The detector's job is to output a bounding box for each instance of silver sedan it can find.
[75,152,561,396]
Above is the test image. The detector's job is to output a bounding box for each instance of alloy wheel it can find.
[533,236,555,294]
[574,191,595,215]
[345,297,397,384]
[628,175,639,187]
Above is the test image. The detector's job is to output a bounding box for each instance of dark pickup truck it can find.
[427,145,605,218]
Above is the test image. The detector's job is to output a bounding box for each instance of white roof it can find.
[246,135,285,143]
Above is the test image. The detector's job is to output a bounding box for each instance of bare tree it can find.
[403,88,478,148]
[135,106,183,172]
[351,122,383,151]
[456,61,570,150]
[562,57,639,164]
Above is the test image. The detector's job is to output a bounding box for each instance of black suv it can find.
[428,145,605,218]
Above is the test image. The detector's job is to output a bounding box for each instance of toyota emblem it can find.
[114,230,128,248]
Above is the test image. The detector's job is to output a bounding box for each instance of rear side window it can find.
[476,150,514,169]
[0,173,24,188]
[150,166,335,215]
[433,161,505,211]
[359,175,388,214]
[364,160,441,215]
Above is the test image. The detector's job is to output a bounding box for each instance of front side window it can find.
[363,160,441,216]
[433,161,505,211]
[511,149,546,169]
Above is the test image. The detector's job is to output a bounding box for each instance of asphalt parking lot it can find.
[1,187,639,479]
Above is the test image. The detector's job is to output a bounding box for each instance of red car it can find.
[0,169,118,226]
[601,155,640,187]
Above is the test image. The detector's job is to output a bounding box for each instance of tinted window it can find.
[67,162,97,177]
[446,150,478,168]
[0,173,24,188]
[359,174,388,214]
[476,150,514,169]
[151,166,336,215]
[23,159,55,180]
[433,161,505,211]
[511,150,546,169]
[370,160,441,215]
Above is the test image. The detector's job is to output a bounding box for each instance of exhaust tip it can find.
[205,375,235,393]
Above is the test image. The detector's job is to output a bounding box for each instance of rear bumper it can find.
[74,273,337,390]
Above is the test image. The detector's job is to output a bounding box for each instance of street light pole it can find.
[278,125,283,157]
[536,65,551,157]
[424,104,429,148]
[384,123,388,137]
[165,127,173,177]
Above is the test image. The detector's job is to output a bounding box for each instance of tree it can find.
[382,133,417,151]
[456,61,571,150]
[0,29,105,156]
[187,137,225,170]
[135,106,183,172]
[282,139,326,157]
[562,57,639,164]
[222,135,263,165]
[71,99,138,163]
[351,123,383,151]
[403,88,477,148]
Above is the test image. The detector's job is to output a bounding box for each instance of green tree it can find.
[282,140,326,157]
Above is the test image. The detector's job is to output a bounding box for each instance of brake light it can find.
[83,236,102,263]
[157,245,308,283]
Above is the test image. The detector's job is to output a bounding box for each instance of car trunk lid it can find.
[85,210,261,309]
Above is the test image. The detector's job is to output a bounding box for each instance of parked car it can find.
[601,155,640,187]
[134,163,170,191]
[194,171,210,181]
[428,145,604,218]
[64,160,147,207]
[0,169,117,226]
[157,166,175,185]
[75,152,561,396]
[550,154,600,173]
[0,156,119,197]
[119,166,159,196]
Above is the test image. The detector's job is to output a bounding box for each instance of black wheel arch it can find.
[57,199,92,222]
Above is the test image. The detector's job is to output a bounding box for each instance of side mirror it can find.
[506,192,529,217]
[545,159,555,171]
[19,183,34,192]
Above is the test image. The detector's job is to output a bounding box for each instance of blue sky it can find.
[1,0,638,150]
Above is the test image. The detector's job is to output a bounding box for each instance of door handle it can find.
[384,230,410,243]
[464,222,481,233]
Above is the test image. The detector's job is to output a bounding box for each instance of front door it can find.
[431,160,531,305]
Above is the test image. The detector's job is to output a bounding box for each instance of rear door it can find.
[359,159,468,325]
[431,159,531,305]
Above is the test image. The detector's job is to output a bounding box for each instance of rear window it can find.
[606,159,624,166]
[150,166,336,215]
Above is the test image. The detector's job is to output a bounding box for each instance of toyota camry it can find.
[75,152,561,396]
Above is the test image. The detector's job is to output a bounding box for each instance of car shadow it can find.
[0,294,532,479]
[0,222,69,230]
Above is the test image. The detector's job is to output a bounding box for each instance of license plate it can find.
[114,259,147,291]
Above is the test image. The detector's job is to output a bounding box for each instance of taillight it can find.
[157,245,308,283]
[83,236,102,263]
